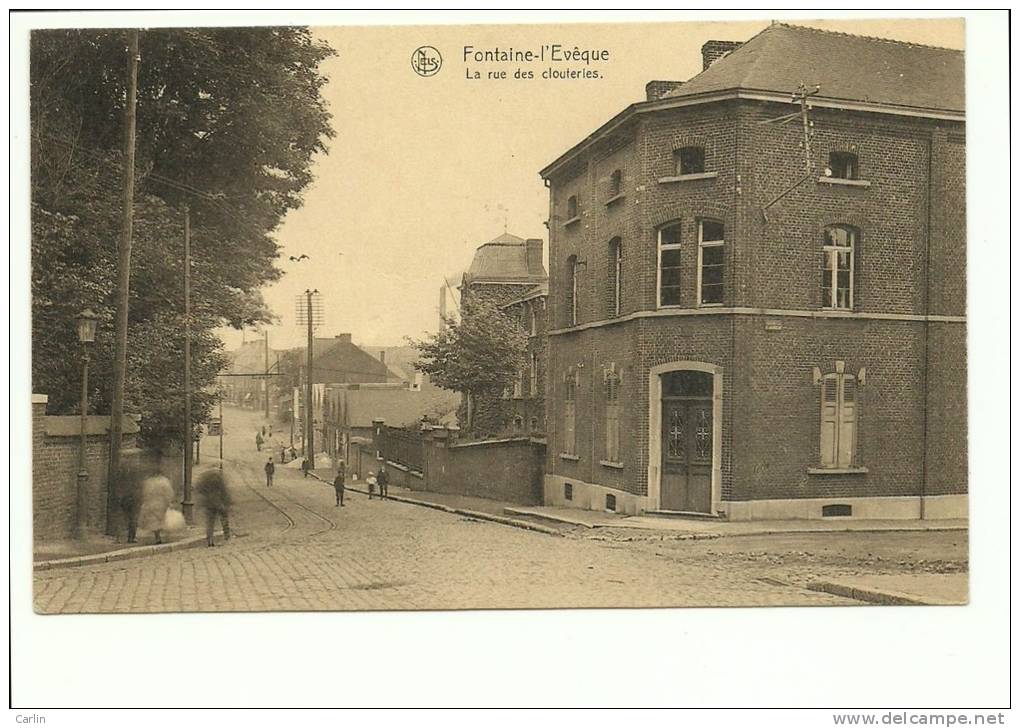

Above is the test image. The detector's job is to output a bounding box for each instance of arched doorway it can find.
[648,362,722,514]
[660,371,713,512]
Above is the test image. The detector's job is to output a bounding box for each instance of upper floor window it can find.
[566,195,579,221]
[675,146,705,175]
[529,352,539,397]
[608,169,623,198]
[828,151,858,180]
[698,220,725,306]
[819,370,858,469]
[821,225,857,310]
[608,237,623,317]
[529,305,537,336]
[657,222,683,307]
[566,255,579,326]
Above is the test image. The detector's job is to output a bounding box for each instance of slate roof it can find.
[663,23,964,113]
[464,232,546,284]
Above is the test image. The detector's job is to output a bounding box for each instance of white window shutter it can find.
[820,375,839,467]
[838,375,857,468]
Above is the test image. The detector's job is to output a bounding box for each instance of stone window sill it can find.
[817,177,872,188]
[604,193,626,207]
[559,453,580,461]
[599,459,625,469]
[658,172,718,184]
[807,467,869,475]
[564,216,581,227]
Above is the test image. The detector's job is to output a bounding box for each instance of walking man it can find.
[255,431,264,452]
[301,458,311,478]
[265,457,275,487]
[333,460,346,507]
[377,464,390,499]
[196,469,231,547]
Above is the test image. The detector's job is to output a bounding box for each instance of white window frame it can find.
[822,226,856,310]
[529,352,538,397]
[697,220,725,307]
[657,223,683,308]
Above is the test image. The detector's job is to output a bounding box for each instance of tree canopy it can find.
[410,297,528,433]
[30,27,335,449]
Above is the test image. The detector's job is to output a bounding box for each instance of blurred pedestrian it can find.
[255,431,264,452]
[138,474,174,545]
[377,464,390,499]
[281,446,288,464]
[117,456,145,543]
[301,458,310,478]
[366,472,377,500]
[196,469,231,547]
[265,457,275,487]
[333,462,346,507]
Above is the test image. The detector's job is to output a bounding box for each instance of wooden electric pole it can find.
[305,289,315,469]
[182,205,194,523]
[107,29,140,536]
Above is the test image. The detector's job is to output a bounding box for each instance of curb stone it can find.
[35,531,226,572]
[805,580,962,606]
[309,472,562,537]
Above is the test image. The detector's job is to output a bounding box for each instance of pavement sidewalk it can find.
[34,526,225,571]
[502,504,968,537]
[807,574,968,605]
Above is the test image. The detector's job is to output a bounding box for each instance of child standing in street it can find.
[366,472,377,500]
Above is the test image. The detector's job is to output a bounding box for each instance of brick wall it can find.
[542,97,966,512]
[422,434,545,505]
[32,397,140,541]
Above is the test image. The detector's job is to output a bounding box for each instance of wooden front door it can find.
[660,371,714,513]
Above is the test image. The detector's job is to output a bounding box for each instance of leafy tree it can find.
[30,27,335,449]
[410,297,528,435]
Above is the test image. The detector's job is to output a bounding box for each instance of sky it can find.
[218,16,965,353]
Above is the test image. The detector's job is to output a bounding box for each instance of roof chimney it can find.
[379,350,386,365]
[335,333,352,345]
[645,80,685,101]
[525,238,544,275]
[701,40,742,70]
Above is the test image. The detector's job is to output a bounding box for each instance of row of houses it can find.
[225,333,459,461]
[455,24,966,521]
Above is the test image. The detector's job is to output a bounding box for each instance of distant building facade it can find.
[459,232,548,436]
[539,25,966,520]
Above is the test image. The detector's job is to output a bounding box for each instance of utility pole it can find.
[305,289,315,469]
[218,390,224,468]
[264,328,271,420]
[182,205,194,523]
[106,29,140,536]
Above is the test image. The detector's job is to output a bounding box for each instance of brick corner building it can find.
[538,24,966,520]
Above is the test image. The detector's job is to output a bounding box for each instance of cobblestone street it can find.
[33,409,866,612]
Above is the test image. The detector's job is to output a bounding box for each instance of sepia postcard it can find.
[25,16,972,617]
[12,6,1018,716]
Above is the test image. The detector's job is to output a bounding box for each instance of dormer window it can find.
[674,146,705,176]
[828,152,858,180]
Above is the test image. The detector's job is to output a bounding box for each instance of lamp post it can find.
[75,309,100,540]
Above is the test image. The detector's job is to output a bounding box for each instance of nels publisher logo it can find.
[411,46,442,77]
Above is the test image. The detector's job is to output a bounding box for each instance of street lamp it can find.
[75,308,100,540]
